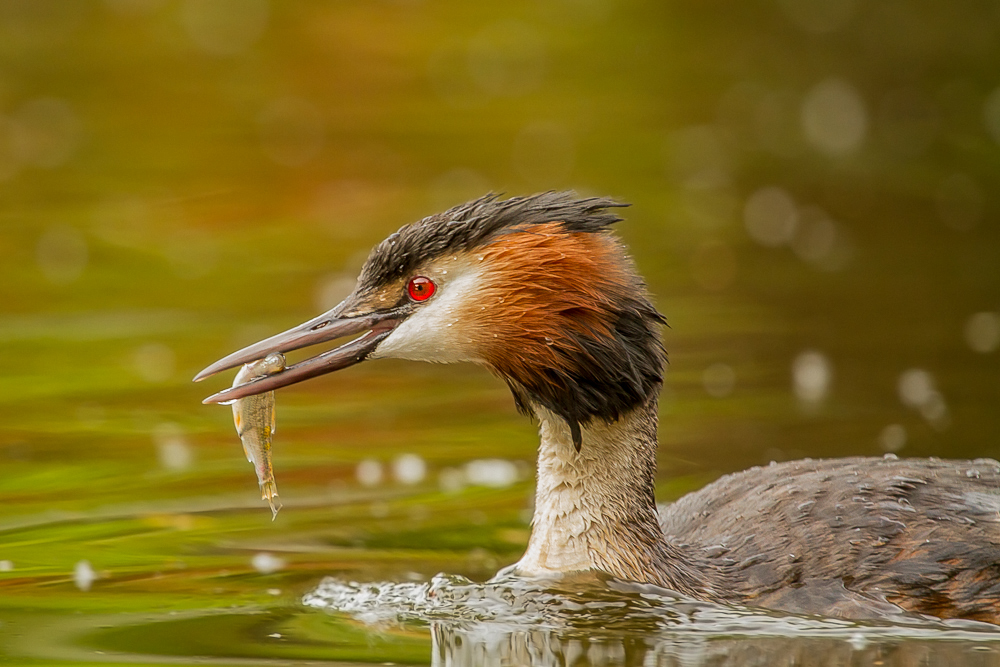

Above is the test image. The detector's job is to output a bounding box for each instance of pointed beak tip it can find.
[194,311,398,405]
[192,362,217,383]
[193,361,230,383]
[201,389,229,405]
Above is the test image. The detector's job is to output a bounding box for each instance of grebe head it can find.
[196,192,665,447]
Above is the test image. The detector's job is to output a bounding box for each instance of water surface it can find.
[1,1,998,665]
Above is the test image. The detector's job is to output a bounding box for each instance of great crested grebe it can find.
[196,192,1000,623]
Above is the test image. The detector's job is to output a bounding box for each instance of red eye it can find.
[407,276,435,302]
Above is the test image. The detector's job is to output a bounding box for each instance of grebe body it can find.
[196,193,1000,623]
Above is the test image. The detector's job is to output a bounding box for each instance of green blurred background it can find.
[1,0,998,663]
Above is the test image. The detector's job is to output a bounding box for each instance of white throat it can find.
[514,404,667,580]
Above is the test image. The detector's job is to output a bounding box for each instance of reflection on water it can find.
[432,628,1000,667]
[306,573,1000,666]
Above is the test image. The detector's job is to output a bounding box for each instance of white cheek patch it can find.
[370,266,486,364]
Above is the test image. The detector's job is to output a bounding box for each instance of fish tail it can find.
[261,480,280,519]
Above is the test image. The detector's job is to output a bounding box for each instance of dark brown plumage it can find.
[660,456,1000,622]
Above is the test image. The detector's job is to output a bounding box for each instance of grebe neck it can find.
[514,401,715,599]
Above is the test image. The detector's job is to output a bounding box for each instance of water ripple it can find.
[304,571,1000,641]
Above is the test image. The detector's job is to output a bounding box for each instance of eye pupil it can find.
[407,276,435,302]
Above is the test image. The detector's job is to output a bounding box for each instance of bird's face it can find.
[196,194,665,440]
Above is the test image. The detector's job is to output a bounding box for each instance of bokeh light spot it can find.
[251,552,285,574]
[703,363,736,398]
[393,453,426,485]
[744,186,797,246]
[465,459,518,488]
[965,312,1000,353]
[792,350,832,405]
[801,78,867,156]
[153,422,193,471]
[74,560,96,591]
[356,459,383,487]
[898,368,949,430]
[898,368,934,408]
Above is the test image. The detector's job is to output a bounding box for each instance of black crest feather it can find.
[359,192,628,290]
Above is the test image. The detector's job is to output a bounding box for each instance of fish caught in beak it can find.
[194,304,401,404]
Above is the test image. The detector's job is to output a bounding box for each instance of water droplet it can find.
[544,336,554,345]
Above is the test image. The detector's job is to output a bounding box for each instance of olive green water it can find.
[1,1,999,665]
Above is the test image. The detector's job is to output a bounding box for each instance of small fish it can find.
[231,352,286,519]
